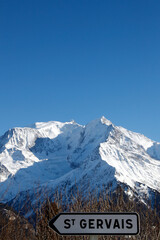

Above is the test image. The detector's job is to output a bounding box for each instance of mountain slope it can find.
[0,117,160,214]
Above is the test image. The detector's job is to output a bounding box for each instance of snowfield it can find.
[0,116,160,212]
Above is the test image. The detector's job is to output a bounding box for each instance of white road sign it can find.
[49,212,139,235]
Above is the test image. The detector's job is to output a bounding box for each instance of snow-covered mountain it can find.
[0,117,160,214]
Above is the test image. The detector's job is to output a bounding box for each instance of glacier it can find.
[0,116,160,214]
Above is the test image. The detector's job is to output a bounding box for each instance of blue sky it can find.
[0,0,160,141]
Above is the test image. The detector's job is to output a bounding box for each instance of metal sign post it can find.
[49,212,139,236]
[89,236,98,240]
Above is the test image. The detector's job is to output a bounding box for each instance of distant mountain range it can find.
[0,116,160,216]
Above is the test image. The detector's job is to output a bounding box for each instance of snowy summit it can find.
[0,116,160,213]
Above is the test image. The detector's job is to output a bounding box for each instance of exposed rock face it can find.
[0,117,159,217]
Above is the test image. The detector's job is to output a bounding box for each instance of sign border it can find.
[49,212,140,236]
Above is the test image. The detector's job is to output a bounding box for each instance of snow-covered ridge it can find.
[0,116,159,209]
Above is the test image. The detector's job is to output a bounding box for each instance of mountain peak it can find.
[86,116,112,128]
[100,116,112,126]
[0,117,160,211]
